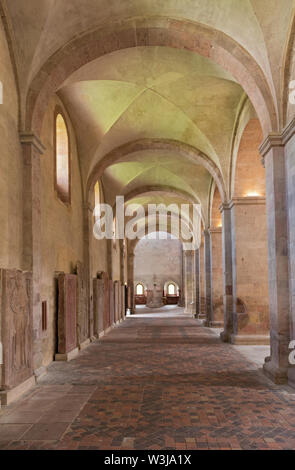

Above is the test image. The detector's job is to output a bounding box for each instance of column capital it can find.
[219,202,231,213]
[183,249,195,256]
[259,118,295,166]
[209,227,222,234]
[20,132,46,155]
[259,133,284,167]
[228,196,266,209]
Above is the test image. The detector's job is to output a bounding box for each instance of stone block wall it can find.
[230,199,269,339]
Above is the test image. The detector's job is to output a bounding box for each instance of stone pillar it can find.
[220,203,234,342]
[121,284,126,320]
[285,123,295,387]
[119,240,125,284]
[83,203,94,340]
[184,250,195,315]
[20,133,45,374]
[260,135,290,383]
[195,248,200,316]
[198,237,206,319]
[127,252,135,314]
[178,248,185,307]
[204,230,213,326]
[230,197,269,345]
[209,227,223,327]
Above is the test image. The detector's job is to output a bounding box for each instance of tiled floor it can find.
[1,307,295,450]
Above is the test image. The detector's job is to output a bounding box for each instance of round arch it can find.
[113,184,206,227]
[164,280,180,296]
[24,17,277,139]
[87,139,227,204]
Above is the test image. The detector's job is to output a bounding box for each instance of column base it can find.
[79,338,91,351]
[0,376,36,406]
[209,321,223,327]
[55,347,79,362]
[263,358,288,384]
[220,330,232,343]
[34,366,47,381]
[230,334,270,345]
[198,314,206,320]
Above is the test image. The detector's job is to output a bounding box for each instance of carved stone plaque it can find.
[76,262,89,345]
[109,280,114,326]
[0,269,33,391]
[114,281,120,323]
[121,285,126,319]
[57,273,77,354]
[93,278,104,336]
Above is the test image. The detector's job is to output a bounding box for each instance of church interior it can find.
[0,0,295,451]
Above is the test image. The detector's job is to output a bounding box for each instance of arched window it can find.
[136,283,144,295]
[55,112,70,203]
[168,283,176,295]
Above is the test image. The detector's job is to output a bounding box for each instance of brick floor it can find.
[1,313,295,450]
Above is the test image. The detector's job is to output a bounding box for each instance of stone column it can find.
[220,203,234,342]
[285,122,295,388]
[83,203,94,340]
[204,230,213,326]
[198,237,206,319]
[230,197,269,345]
[20,133,45,374]
[127,252,135,314]
[260,135,290,383]
[209,227,223,327]
[178,248,185,307]
[184,250,195,315]
[195,248,200,316]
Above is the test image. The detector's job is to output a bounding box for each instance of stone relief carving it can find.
[0,269,33,390]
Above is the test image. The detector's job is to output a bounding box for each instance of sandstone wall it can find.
[40,95,84,366]
[0,18,23,269]
[134,237,181,292]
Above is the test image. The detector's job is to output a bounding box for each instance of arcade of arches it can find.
[1,0,295,450]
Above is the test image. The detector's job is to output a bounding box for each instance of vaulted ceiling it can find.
[3,0,295,228]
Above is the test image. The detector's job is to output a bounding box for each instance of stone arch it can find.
[24,17,277,138]
[86,139,227,204]
[164,280,179,296]
[128,213,196,254]
[281,7,295,127]
[119,185,205,223]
